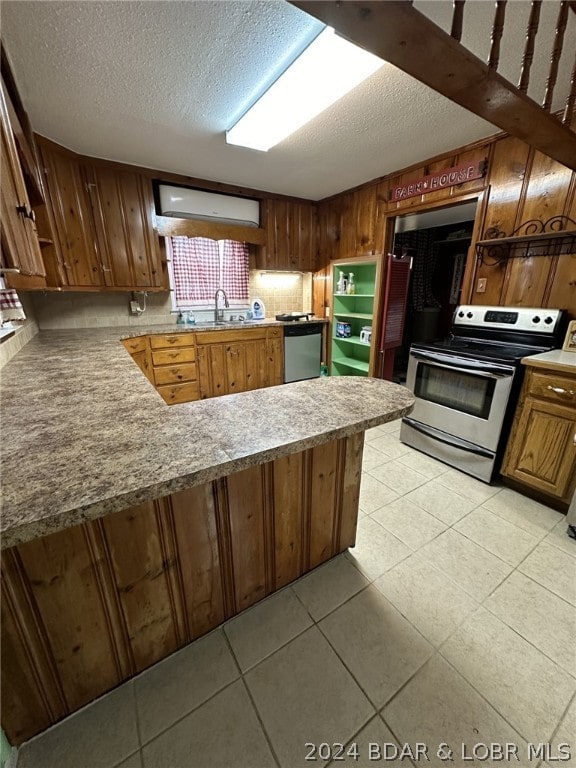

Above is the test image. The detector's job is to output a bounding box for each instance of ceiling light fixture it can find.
[226,27,384,152]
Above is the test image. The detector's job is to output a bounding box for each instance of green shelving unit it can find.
[330,258,381,377]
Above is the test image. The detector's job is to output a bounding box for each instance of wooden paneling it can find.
[1,433,364,744]
[260,198,318,271]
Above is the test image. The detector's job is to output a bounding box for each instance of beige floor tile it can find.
[225,587,313,671]
[404,479,478,525]
[115,753,142,768]
[368,434,413,460]
[455,506,539,565]
[346,516,411,581]
[519,542,576,606]
[365,425,389,442]
[380,419,402,434]
[419,529,512,600]
[368,460,428,495]
[374,555,478,647]
[135,628,239,743]
[17,682,138,768]
[436,468,501,505]
[371,497,448,551]
[328,715,415,767]
[441,607,576,743]
[485,571,576,677]
[142,680,274,768]
[319,586,433,708]
[383,655,527,768]
[549,696,576,768]
[359,473,400,513]
[245,626,374,768]
[482,488,563,538]
[544,518,576,559]
[292,554,369,621]
[396,450,451,479]
[362,444,393,471]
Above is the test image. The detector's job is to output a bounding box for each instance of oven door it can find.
[406,348,516,451]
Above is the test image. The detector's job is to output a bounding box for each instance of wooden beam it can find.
[289,0,576,171]
[154,215,267,245]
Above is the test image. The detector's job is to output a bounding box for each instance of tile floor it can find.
[16,420,576,768]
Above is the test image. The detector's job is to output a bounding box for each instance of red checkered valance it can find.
[169,237,249,307]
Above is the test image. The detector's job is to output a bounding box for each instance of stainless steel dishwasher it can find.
[283,323,323,383]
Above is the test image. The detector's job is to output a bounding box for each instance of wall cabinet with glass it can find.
[330,256,382,377]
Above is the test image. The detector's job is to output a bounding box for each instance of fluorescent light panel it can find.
[226,27,384,152]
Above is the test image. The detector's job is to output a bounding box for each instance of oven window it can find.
[415,364,496,419]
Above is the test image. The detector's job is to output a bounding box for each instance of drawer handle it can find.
[547,385,575,397]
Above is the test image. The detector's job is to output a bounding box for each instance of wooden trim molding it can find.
[154,214,267,245]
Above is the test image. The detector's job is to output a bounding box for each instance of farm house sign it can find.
[389,160,488,202]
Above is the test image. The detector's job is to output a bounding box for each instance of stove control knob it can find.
[532,316,541,323]
[544,316,554,324]
[458,311,465,318]
[466,312,473,318]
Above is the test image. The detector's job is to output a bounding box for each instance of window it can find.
[167,236,249,309]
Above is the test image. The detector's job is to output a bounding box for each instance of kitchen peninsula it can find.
[0,327,414,744]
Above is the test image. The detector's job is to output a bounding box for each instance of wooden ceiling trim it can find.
[289,0,576,171]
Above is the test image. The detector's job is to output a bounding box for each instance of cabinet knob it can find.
[547,385,575,397]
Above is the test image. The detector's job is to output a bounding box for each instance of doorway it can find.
[390,200,477,383]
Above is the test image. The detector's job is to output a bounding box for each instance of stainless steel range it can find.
[400,305,566,483]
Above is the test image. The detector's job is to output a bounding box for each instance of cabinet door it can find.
[503,398,576,501]
[267,336,284,386]
[0,86,45,278]
[39,142,103,287]
[197,337,272,399]
[87,165,167,289]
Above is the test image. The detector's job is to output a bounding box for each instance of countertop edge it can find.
[522,350,576,374]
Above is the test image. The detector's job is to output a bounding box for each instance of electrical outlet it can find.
[477,278,487,293]
[129,300,140,314]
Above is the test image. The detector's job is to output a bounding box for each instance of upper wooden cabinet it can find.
[259,198,318,272]
[37,138,168,290]
[0,83,46,286]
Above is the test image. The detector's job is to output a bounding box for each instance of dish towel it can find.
[0,289,26,324]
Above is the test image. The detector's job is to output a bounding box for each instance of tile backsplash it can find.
[27,272,313,330]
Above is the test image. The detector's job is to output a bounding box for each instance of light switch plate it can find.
[477,278,487,293]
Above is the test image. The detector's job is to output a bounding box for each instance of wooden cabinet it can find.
[122,336,152,382]
[502,366,576,506]
[37,138,167,290]
[0,83,46,286]
[148,333,200,404]
[259,198,318,271]
[196,326,283,399]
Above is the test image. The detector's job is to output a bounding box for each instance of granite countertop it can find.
[522,349,576,374]
[0,327,414,549]
[121,317,328,338]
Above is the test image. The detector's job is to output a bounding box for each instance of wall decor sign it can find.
[389,160,488,202]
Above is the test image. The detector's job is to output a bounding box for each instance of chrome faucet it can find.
[214,289,229,323]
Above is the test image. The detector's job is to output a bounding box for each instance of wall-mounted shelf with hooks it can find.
[476,216,576,265]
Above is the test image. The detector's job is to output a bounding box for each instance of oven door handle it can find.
[410,350,514,378]
[404,418,495,458]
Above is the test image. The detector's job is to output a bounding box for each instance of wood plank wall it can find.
[0,434,363,745]
[314,131,576,319]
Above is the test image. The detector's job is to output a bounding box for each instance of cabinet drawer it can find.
[150,333,194,349]
[151,347,196,366]
[153,363,197,386]
[157,381,200,405]
[266,327,282,339]
[195,327,267,345]
[528,370,576,404]
[122,336,147,355]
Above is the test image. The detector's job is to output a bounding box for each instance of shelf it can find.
[476,217,576,264]
[332,358,370,374]
[332,312,373,320]
[38,238,53,248]
[333,335,371,348]
[333,293,375,298]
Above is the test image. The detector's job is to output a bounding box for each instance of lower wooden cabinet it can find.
[196,326,284,399]
[502,365,576,505]
[123,328,284,404]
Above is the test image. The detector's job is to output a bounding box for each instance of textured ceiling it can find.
[2,0,575,201]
